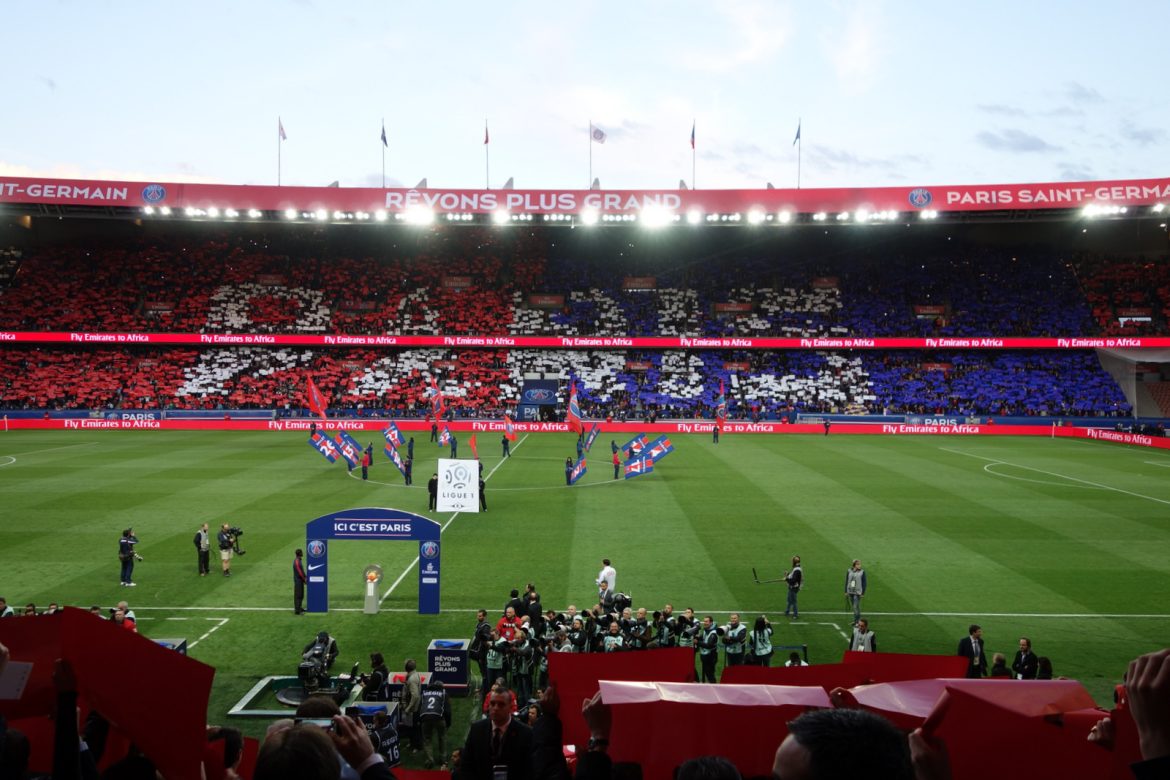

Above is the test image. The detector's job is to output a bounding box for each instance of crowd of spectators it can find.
[0,236,1162,418]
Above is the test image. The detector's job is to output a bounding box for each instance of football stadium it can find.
[2,172,1170,780]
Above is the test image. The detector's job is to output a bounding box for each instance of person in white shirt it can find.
[595,558,616,593]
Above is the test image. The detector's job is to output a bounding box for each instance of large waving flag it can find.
[384,444,408,477]
[334,430,363,468]
[624,457,654,479]
[645,435,675,463]
[382,422,405,449]
[716,379,727,424]
[437,425,452,447]
[619,433,648,460]
[309,432,339,463]
[469,433,479,460]
[584,422,600,452]
[565,381,584,434]
[569,456,587,485]
[428,376,446,419]
[306,377,328,420]
[503,414,517,442]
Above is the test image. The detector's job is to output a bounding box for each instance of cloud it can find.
[684,1,794,73]
[809,145,926,173]
[1064,81,1104,104]
[0,160,220,183]
[1119,120,1165,147]
[977,103,1029,118]
[37,75,57,92]
[1057,162,1095,181]
[975,129,1061,153]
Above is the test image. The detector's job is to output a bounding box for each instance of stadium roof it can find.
[1,175,1168,226]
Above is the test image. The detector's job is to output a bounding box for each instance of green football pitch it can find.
[2,430,1168,746]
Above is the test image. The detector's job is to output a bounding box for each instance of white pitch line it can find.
[0,442,100,458]
[377,433,529,605]
[124,605,1170,619]
[187,617,230,650]
[940,446,1170,506]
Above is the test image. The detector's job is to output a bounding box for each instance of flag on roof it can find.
[590,123,607,144]
[279,117,287,141]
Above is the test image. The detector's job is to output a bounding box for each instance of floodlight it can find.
[640,204,674,228]
[185,208,198,217]
[1153,203,1166,213]
[403,206,434,224]
[747,210,765,225]
[248,209,262,219]
[284,209,297,220]
[375,210,388,221]
[777,211,792,224]
[315,209,328,221]
[812,212,827,221]
[159,206,172,216]
[142,206,154,215]
[854,209,869,222]
[492,210,510,225]
[580,208,600,226]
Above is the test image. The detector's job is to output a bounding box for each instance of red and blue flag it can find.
[438,425,452,447]
[565,380,584,434]
[584,422,600,452]
[428,376,446,419]
[334,430,362,468]
[384,444,408,477]
[716,379,727,424]
[644,435,675,463]
[619,433,648,460]
[309,432,339,463]
[382,422,404,449]
[503,414,517,442]
[624,457,654,479]
[569,456,587,485]
[306,377,329,420]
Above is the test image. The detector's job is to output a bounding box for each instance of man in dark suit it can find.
[455,688,533,780]
[1012,636,1039,680]
[957,624,987,678]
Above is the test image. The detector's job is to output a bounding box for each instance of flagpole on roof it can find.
[691,119,696,190]
[794,118,802,189]
[588,119,593,190]
[278,117,282,187]
[381,118,386,189]
[485,118,490,189]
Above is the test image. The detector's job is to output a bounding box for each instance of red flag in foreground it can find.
[469,433,479,460]
[600,680,829,780]
[503,414,517,441]
[0,609,215,780]
[548,647,695,749]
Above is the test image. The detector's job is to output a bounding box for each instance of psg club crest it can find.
[524,388,554,402]
[420,541,439,559]
[307,540,326,558]
[908,188,933,208]
[141,184,167,203]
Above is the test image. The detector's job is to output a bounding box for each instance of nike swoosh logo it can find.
[308,564,325,571]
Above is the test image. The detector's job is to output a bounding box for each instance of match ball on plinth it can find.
[367,571,378,582]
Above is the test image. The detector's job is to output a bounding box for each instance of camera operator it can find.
[510,626,535,703]
[300,630,340,691]
[485,629,506,692]
[360,652,389,702]
[217,524,236,577]
[567,617,589,653]
[603,621,625,652]
[117,527,141,587]
[628,608,652,650]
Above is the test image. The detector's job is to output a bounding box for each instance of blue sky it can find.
[2,1,1167,191]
